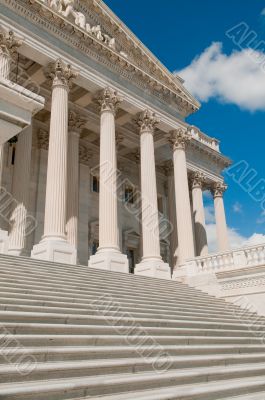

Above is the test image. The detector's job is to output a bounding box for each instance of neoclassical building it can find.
[0,0,232,280]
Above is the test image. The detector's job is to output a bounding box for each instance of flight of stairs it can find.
[0,254,264,399]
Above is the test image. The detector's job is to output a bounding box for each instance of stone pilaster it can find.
[0,29,22,80]
[190,171,208,257]
[8,126,33,256]
[170,128,195,268]
[135,110,171,279]
[212,182,230,252]
[66,111,85,251]
[31,59,78,263]
[89,87,128,272]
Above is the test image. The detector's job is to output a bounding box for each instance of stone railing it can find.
[186,243,265,274]
[189,126,220,152]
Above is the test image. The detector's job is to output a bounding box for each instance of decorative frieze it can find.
[3,0,197,116]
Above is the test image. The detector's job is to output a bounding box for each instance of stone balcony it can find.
[174,243,265,316]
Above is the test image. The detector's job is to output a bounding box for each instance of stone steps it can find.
[0,254,264,399]
[2,334,263,347]
[0,288,242,318]
[2,344,265,362]
[0,296,253,323]
[73,377,265,400]
[1,365,265,399]
[3,355,265,383]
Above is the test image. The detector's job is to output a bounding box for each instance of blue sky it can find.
[104,0,265,249]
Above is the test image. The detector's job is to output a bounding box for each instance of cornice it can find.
[2,0,198,117]
[90,0,200,109]
[188,138,232,170]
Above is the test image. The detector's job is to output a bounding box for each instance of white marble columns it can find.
[170,129,195,267]
[66,111,85,251]
[212,182,230,252]
[89,87,128,272]
[135,110,171,279]
[32,59,77,263]
[191,171,208,257]
[8,126,33,255]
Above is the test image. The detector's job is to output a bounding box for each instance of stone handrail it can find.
[189,126,220,152]
[186,243,265,274]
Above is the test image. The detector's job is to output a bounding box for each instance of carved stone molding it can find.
[137,109,159,134]
[169,128,191,151]
[98,87,122,115]
[211,182,228,198]
[68,110,86,134]
[190,171,206,190]
[222,276,265,291]
[44,58,78,88]
[3,0,198,116]
[0,28,22,57]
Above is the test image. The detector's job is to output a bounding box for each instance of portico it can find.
[0,0,231,278]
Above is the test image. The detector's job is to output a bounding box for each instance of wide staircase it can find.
[0,254,265,399]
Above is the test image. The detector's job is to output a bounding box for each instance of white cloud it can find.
[257,210,265,224]
[204,205,265,252]
[232,201,243,214]
[176,42,265,111]
[261,8,265,16]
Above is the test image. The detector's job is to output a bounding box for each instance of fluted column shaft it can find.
[191,172,208,257]
[171,130,195,265]
[0,53,10,80]
[42,61,77,241]
[139,118,161,260]
[66,112,84,249]
[98,89,120,251]
[212,183,230,252]
[8,126,32,254]
[134,110,170,279]
[43,84,68,238]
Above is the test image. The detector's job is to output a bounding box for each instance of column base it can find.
[31,238,77,264]
[0,229,9,254]
[135,258,171,280]
[89,249,129,273]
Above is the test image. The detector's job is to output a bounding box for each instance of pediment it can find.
[25,0,200,116]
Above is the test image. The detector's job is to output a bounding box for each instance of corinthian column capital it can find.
[137,109,160,134]
[169,128,191,151]
[45,59,78,89]
[0,29,22,57]
[68,111,86,135]
[190,171,206,190]
[98,87,122,114]
[211,182,228,198]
